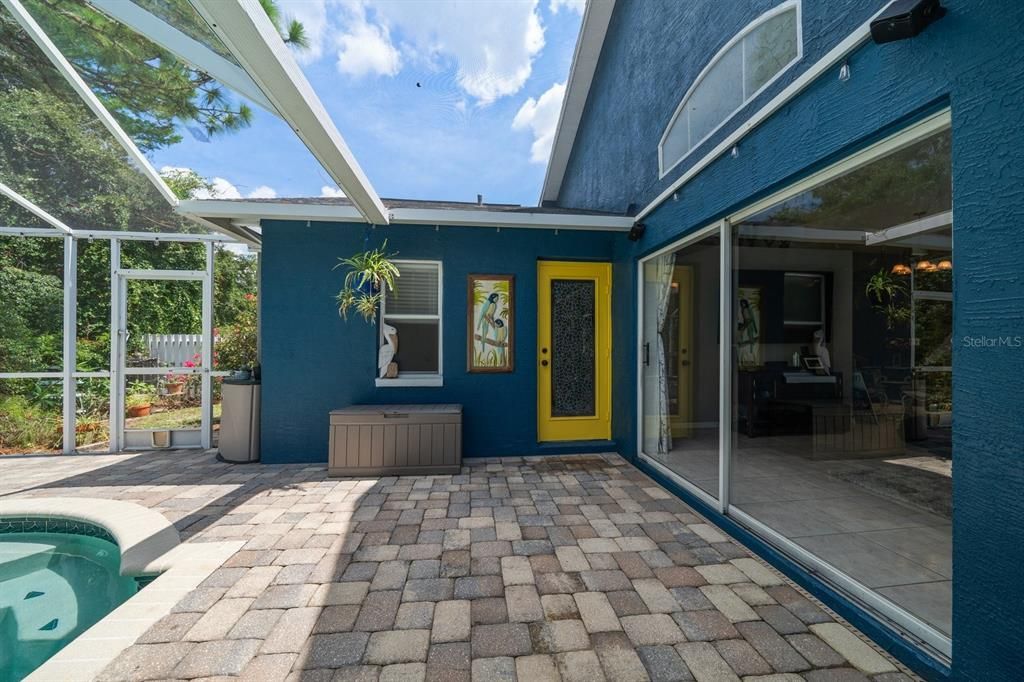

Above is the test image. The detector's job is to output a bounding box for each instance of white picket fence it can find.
[143,333,207,366]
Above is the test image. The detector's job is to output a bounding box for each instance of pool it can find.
[0,522,138,681]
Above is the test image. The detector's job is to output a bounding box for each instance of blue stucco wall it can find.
[557,0,889,213]
[259,222,619,463]
[579,1,1024,678]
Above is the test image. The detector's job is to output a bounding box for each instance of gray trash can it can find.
[219,377,260,463]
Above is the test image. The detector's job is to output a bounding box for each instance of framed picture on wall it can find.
[468,274,514,373]
[737,286,762,370]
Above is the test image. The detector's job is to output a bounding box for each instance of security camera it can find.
[628,223,646,242]
[871,0,946,44]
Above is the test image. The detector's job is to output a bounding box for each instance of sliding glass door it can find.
[637,113,953,660]
[640,228,721,501]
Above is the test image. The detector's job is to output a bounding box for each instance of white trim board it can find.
[190,0,388,225]
[539,0,616,205]
[178,199,635,232]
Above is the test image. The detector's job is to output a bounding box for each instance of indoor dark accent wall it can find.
[592,2,1024,677]
[259,222,618,463]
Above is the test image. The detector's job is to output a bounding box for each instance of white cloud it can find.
[160,166,277,200]
[512,81,565,163]
[335,1,401,77]
[373,0,545,104]
[549,0,585,14]
[321,185,346,198]
[280,0,546,104]
[247,185,278,199]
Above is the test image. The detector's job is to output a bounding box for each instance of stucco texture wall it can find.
[556,0,889,214]
[259,222,619,464]
[581,1,1024,678]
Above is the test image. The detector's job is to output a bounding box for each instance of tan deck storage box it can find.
[329,404,462,476]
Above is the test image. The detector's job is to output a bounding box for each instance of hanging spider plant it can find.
[333,240,400,322]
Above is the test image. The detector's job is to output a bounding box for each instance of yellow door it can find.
[537,261,612,441]
[671,266,694,438]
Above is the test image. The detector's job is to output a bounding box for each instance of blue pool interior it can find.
[0,525,138,681]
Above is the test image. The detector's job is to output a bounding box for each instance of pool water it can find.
[0,532,138,681]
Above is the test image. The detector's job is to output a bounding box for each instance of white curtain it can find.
[647,251,675,456]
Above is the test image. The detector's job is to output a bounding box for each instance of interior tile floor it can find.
[0,450,917,681]
[650,431,952,636]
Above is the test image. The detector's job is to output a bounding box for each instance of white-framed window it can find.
[659,0,802,177]
[376,260,443,387]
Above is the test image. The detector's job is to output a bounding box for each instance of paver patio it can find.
[0,450,916,681]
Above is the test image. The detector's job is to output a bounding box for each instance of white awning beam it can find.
[0,181,73,234]
[87,0,278,114]
[189,0,389,225]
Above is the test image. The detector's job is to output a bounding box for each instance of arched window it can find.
[659,1,802,176]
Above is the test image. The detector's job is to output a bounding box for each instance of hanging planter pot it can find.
[334,240,400,323]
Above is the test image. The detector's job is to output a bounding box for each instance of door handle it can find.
[643,342,650,366]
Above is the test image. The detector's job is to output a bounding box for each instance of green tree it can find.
[1,0,307,151]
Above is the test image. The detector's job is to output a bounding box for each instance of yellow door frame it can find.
[537,261,612,441]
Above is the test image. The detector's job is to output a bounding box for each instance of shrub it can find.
[0,395,61,451]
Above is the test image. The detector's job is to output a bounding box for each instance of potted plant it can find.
[126,381,157,418]
[334,240,400,322]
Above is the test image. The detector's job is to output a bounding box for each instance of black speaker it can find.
[628,223,646,242]
[870,0,946,44]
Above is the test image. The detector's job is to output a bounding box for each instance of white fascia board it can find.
[189,0,389,226]
[179,199,634,232]
[1,0,179,208]
[389,207,633,232]
[87,0,277,114]
[539,0,616,205]
[178,199,363,223]
[0,181,73,234]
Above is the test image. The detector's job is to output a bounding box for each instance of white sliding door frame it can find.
[634,110,954,659]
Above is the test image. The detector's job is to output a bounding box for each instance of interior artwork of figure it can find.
[468,275,514,372]
[737,287,762,369]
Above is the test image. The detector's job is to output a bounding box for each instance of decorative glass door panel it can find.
[537,262,611,441]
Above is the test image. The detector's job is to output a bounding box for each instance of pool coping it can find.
[0,497,243,682]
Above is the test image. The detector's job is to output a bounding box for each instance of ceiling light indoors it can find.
[937,259,953,270]
[891,263,912,275]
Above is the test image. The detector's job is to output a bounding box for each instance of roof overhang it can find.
[190,0,389,225]
[538,0,616,206]
[178,199,635,232]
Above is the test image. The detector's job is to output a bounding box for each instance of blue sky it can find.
[152,0,584,206]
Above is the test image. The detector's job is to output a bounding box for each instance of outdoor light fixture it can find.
[839,61,851,82]
[628,223,647,242]
[891,263,912,275]
[871,0,946,44]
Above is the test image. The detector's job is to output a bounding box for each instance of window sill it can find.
[375,376,443,388]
